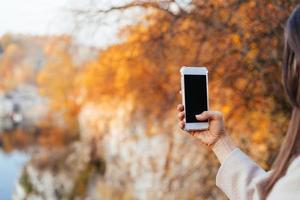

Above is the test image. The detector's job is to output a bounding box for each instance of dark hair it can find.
[263,4,300,198]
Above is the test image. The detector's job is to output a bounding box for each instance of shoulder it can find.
[268,155,300,199]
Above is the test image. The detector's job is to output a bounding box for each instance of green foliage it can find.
[19,169,34,195]
[69,157,106,199]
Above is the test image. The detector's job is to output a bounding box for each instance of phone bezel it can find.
[180,66,209,131]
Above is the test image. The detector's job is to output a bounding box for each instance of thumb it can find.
[195,111,222,121]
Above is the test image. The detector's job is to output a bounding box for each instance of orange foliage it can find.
[0,1,295,170]
[1,129,32,153]
[36,114,77,148]
[0,34,33,91]
[37,36,80,131]
[76,0,296,168]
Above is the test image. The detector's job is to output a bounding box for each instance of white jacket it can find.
[216,149,300,200]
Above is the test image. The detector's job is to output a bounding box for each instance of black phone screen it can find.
[184,74,208,123]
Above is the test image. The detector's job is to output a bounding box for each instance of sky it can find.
[0,0,129,47]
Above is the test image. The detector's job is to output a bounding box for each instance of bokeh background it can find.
[0,0,299,199]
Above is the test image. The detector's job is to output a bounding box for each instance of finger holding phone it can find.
[178,66,236,163]
[177,104,226,147]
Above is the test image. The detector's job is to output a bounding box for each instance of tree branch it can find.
[73,1,180,18]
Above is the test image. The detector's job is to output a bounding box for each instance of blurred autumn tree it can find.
[37,36,81,132]
[0,35,80,150]
[0,34,34,91]
[5,0,300,199]
[76,0,298,168]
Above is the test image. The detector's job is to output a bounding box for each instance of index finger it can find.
[177,104,184,111]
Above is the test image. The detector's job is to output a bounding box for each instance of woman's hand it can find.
[177,104,226,148]
[177,104,237,163]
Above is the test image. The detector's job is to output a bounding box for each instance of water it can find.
[0,150,29,200]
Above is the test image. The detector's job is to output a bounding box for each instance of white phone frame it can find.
[180,66,209,131]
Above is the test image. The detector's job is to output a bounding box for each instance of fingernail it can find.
[195,114,202,118]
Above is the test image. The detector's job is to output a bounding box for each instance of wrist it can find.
[212,132,237,164]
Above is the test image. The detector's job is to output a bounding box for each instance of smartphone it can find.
[180,66,209,131]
